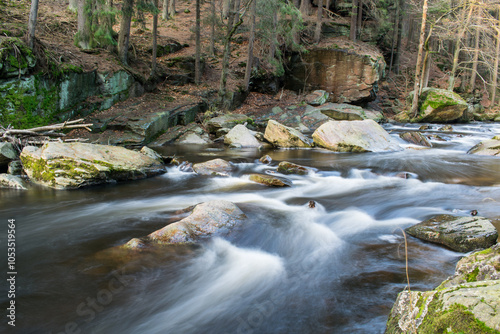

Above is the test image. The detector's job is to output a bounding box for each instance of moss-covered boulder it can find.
[406,214,498,252]
[20,142,164,189]
[192,158,233,176]
[123,200,247,247]
[0,37,36,79]
[385,244,500,333]
[264,120,313,148]
[468,137,500,157]
[399,132,432,147]
[248,174,292,187]
[410,88,468,123]
[305,90,329,106]
[312,119,401,152]
[277,161,310,175]
[224,124,261,148]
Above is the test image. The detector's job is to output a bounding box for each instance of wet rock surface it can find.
[406,214,498,252]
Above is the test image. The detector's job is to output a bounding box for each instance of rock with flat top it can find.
[468,137,500,157]
[0,174,28,190]
[249,174,292,187]
[20,142,164,189]
[405,214,498,252]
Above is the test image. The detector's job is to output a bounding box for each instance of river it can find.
[1,122,499,334]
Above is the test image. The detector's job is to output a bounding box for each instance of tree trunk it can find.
[421,54,431,91]
[162,0,169,20]
[118,0,134,65]
[491,21,500,106]
[27,0,39,49]
[350,0,358,42]
[448,1,473,91]
[69,0,78,11]
[357,0,362,38]
[223,0,231,18]
[195,0,201,84]
[151,0,159,76]
[270,11,277,59]
[168,0,176,18]
[210,0,215,55]
[469,23,480,91]
[314,0,323,43]
[410,0,428,117]
[76,0,92,49]
[244,0,256,90]
[394,0,402,74]
[389,5,399,73]
[300,0,310,16]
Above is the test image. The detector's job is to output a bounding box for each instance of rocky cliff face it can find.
[286,45,386,104]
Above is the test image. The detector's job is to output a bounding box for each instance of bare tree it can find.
[118,0,135,65]
[410,0,428,117]
[195,0,201,84]
[315,0,323,43]
[350,0,358,42]
[151,0,159,76]
[27,0,39,49]
[244,0,257,90]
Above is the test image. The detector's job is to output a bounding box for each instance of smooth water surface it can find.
[1,123,499,334]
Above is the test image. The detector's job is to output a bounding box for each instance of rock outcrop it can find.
[406,214,498,252]
[264,120,313,148]
[224,124,261,148]
[286,43,386,104]
[123,200,247,247]
[248,174,292,187]
[312,119,401,152]
[192,158,233,176]
[386,244,500,333]
[20,142,164,189]
[468,137,500,157]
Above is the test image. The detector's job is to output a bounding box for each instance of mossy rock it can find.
[277,161,310,175]
[0,37,36,79]
[20,142,164,189]
[249,173,292,187]
[408,88,468,123]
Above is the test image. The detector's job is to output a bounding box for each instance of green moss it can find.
[20,156,56,186]
[419,300,499,334]
[465,267,480,283]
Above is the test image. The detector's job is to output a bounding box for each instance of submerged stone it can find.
[248,174,292,187]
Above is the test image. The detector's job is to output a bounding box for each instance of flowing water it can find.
[1,123,500,334]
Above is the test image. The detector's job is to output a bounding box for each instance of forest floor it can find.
[1,0,494,130]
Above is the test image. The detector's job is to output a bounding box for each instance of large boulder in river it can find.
[467,137,500,157]
[264,120,313,148]
[385,244,500,334]
[224,124,261,148]
[406,214,498,252]
[20,142,164,189]
[312,119,401,152]
[192,158,233,176]
[124,200,247,247]
[410,88,468,123]
[285,41,386,104]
